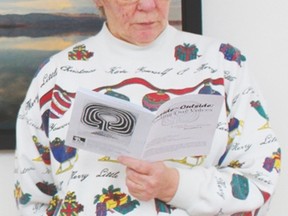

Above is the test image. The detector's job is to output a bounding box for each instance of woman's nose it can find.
[136,0,157,11]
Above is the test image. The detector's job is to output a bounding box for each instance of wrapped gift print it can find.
[174,43,199,61]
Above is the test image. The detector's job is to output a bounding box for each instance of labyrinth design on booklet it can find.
[81,103,136,136]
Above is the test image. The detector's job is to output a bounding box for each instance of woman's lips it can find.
[134,21,157,28]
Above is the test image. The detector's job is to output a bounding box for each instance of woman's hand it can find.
[118,156,179,202]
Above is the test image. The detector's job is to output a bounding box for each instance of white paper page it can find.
[142,94,224,161]
[66,88,154,158]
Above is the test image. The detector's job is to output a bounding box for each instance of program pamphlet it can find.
[65,88,224,161]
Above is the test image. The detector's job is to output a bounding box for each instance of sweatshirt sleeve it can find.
[14,59,57,215]
[168,46,281,215]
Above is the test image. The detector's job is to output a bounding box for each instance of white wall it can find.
[0,150,18,215]
[1,0,287,215]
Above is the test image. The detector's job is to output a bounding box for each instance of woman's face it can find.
[95,0,170,46]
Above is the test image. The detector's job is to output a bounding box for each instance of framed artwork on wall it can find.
[0,0,202,150]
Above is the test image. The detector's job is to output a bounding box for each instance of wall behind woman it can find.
[0,0,287,215]
[203,0,287,215]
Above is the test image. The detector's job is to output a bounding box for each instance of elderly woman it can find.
[15,0,280,215]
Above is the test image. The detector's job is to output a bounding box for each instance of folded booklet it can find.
[65,88,224,161]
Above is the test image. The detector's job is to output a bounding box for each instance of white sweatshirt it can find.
[15,24,280,216]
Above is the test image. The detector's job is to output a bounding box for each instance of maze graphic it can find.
[81,103,136,136]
